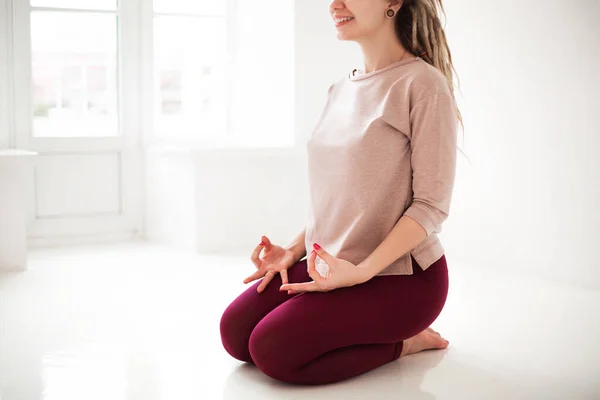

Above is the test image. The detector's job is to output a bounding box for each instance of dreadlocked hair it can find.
[395,0,468,161]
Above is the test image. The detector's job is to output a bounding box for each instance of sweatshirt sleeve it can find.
[403,93,458,236]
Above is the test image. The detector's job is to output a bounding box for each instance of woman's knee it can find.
[220,303,253,363]
[248,317,297,382]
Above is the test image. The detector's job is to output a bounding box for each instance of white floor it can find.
[0,243,598,400]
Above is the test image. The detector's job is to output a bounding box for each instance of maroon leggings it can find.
[220,254,449,385]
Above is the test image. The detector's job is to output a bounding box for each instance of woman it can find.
[220,0,462,385]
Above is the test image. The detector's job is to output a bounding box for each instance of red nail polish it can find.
[259,242,265,246]
[313,243,321,250]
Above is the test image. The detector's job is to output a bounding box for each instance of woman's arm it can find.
[286,227,307,263]
[359,92,458,279]
[357,215,426,278]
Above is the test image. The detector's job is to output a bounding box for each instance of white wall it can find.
[190,148,308,254]
[145,147,198,251]
[441,0,600,289]
[145,147,308,255]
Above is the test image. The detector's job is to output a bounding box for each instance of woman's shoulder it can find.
[389,59,452,104]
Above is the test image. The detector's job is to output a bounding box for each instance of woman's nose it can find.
[329,0,345,12]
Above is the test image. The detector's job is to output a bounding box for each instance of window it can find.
[152,2,228,139]
[30,1,119,137]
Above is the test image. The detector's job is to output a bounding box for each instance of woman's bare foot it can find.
[400,327,449,357]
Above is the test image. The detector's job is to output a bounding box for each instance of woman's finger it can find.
[279,269,289,285]
[256,270,276,293]
[280,281,319,293]
[250,241,265,269]
[243,269,266,284]
[307,250,327,285]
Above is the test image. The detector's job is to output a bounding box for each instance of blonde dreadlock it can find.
[395,0,468,162]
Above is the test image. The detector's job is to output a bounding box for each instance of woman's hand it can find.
[279,243,371,293]
[244,235,299,293]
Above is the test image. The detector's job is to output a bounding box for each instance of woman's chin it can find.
[336,32,357,41]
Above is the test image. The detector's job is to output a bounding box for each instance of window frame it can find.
[9,0,138,151]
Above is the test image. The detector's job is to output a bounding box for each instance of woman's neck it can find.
[358,30,410,73]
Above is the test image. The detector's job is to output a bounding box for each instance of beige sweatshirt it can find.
[304,56,458,276]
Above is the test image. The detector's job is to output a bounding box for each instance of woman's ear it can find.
[388,0,403,12]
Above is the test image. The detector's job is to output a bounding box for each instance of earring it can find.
[386,9,395,18]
